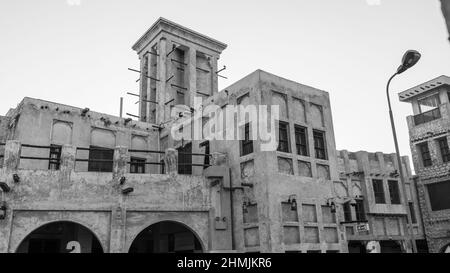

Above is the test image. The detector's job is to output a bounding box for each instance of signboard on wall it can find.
[357,223,370,233]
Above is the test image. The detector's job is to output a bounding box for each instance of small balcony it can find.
[413,108,441,126]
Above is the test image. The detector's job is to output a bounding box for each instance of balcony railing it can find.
[0,141,215,175]
[414,108,441,126]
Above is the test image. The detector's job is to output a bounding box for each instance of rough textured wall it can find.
[408,117,450,252]
[0,116,10,142]
[0,165,213,253]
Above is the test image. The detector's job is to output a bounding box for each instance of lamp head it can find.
[397,50,421,74]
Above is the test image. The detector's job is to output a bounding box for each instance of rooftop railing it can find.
[413,108,441,126]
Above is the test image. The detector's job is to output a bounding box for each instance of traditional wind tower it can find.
[132,18,227,125]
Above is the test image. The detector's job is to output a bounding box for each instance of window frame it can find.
[418,142,432,167]
[417,92,441,114]
[388,180,401,205]
[277,121,291,153]
[313,130,327,160]
[355,199,366,222]
[343,202,352,222]
[408,202,417,224]
[372,179,386,204]
[178,143,193,175]
[240,123,254,157]
[437,137,450,163]
[130,157,146,174]
[48,145,62,171]
[294,125,309,156]
[88,146,114,173]
[427,180,450,211]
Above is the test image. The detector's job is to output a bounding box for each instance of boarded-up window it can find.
[282,202,299,222]
[91,128,115,148]
[278,157,293,175]
[298,161,312,177]
[322,206,336,224]
[427,180,450,211]
[302,204,317,223]
[272,91,288,119]
[304,227,319,243]
[131,136,147,150]
[293,98,306,123]
[317,164,330,180]
[51,121,72,145]
[243,204,258,224]
[310,103,324,128]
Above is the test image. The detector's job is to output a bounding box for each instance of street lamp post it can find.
[386,50,421,253]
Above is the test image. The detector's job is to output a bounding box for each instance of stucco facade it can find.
[337,150,426,253]
[0,97,232,253]
[0,17,430,254]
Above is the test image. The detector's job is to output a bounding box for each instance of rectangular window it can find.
[313,130,327,160]
[372,179,386,204]
[343,202,352,222]
[130,157,146,174]
[278,122,291,153]
[200,141,210,169]
[418,93,440,113]
[438,137,450,163]
[240,123,254,156]
[388,180,401,205]
[294,125,308,156]
[427,180,450,211]
[418,142,432,167]
[409,202,417,224]
[88,146,114,172]
[355,199,366,222]
[178,143,192,175]
[48,145,62,171]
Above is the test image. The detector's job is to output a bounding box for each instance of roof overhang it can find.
[398,75,450,102]
[132,17,227,55]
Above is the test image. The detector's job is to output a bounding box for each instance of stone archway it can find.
[128,221,204,253]
[16,221,104,253]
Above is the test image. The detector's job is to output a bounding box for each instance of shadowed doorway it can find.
[129,221,203,253]
[16,221,103,253]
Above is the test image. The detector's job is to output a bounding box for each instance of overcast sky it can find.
[1,0,449,169]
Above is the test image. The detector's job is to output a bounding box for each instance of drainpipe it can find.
[229,168,235,250]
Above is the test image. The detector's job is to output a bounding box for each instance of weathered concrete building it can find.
[0,97,232,253]
[399,75,450,253]
[0,17,423,253]
[204,70,346,253]
[337,150,427,253]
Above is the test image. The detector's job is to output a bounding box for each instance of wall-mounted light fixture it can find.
[13,174,20,183]
[242,198,251,214]
[119,177,126,185]
[326,199,337,214]
[288,195,298,211]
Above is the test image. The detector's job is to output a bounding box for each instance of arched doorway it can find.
[16,221,103,253]
[129,221,203,253]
